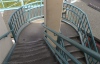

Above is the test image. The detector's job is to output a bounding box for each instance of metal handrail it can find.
[42,23,100,62]
[62,3,98,63]
[6,1,99,63]
[44,32,81,64]
[0,30,12,40]
[8,1,44,41]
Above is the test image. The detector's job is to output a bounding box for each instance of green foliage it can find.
[0,0,36,8]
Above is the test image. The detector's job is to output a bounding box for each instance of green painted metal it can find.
[42,23,100,62]
[44,38,69,64]
[8,1,44,42]
[0,30,12,40]
[44,32,82,64]
[4,1,99,64]
[62,3,99,64]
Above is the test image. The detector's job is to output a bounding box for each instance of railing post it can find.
[44,0,63,47]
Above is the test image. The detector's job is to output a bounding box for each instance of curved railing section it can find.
[7,1,99,64]
[62,3,98,64]
[42,23,100,64]
[8,1,44,41]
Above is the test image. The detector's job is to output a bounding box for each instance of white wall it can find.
[0,13,13,64]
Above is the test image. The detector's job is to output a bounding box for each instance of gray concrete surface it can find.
[81,0,100,7]
[73,0,100,39]
[17,19,78,43]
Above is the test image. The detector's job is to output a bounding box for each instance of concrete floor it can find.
[73,0,100,39]
[17,19,78,43]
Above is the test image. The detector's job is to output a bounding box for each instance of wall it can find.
[0,13,13,64]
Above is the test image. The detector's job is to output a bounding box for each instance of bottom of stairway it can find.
[8,40,58,64]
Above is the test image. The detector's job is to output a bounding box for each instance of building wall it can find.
[0,13,13,64]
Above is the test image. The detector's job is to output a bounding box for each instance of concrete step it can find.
[16,40,44,46]
[15,43,45,50]
[68,57,86,64]
[68,51,85,61]
[9,54,55,64]
[8,40,58,64]
[65,45,80,52]
[64,37,81,46]
[10,49,50,61]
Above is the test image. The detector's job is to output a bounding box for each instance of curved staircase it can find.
[1,1,100,64]
[8,40,58,64]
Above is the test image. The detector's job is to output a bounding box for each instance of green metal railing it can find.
[5,1,99,64]
[62,3,98,64]
[0,30,12,40]
[8,1,43,41]
[42,23,100,64]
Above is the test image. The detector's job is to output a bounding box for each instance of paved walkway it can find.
[73,0,100,39]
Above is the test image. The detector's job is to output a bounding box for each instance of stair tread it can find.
[68,57,86,64]
[9,40,58,64]
[71,51,84,58]
[68,51,85,61]
[9,54,55,64]
[64,37,81,46]
[65,45,80,52]
[10,48,49,61]
[17,40,44,46]
[15,43,45,50]
[13,46,47,54]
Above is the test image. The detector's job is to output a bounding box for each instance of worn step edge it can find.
[68,56,85,62]
[15,43,45,50]
[9,54,51,62]
[10,49,50,61]
[13,46,47,54]
[17,40,44,46]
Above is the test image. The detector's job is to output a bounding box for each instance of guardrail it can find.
[7,1,99,64]
[62,3,98,64]
[42,23,100,64]
[0,30,12,40]
[8,1,44,41]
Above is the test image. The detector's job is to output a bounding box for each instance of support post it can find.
[44,0,63,47]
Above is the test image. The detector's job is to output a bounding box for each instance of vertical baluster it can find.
[34,3,36,17]
[37,2,40,16]
[41,0,43,16]
[16,11,20,30]
[21,7,25,25]
[15,14,18,36]
[36,1,38,17]
[33,3,35,17]
[13,14,17,35]
[19,9,22,25]
[69,5,72,22]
